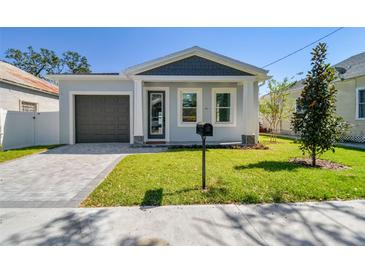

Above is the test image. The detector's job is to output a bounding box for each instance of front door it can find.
[148,90,165,139]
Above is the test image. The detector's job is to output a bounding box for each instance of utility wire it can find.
[262,27,344,68]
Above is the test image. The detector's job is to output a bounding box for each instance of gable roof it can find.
[137,55,254,76]
[287,51,365,93]
[124,46,269,79]
[334,51,365,80]
[0,61,59,95]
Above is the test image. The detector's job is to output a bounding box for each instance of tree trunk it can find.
[311,150,316,167]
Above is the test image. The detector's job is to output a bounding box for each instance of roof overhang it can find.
[0,78,59,97]
[46,74,129,81]
[131,75,258,83]
[124,46,269,80]
[47,47,270,82]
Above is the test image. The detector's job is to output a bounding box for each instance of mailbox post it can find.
[196,122,213,190]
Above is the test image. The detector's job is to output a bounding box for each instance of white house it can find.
[0,61,59,112]
[48,46,269,145]
[0,61,59,149]
[269,51,365,143]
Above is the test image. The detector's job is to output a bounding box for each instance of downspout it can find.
[0,108,7,151]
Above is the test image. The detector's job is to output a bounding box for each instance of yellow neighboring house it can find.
[262,52,365,143]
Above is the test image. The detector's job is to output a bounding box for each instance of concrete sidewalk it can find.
[1,200,364,246]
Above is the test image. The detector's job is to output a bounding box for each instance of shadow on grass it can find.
[140,184,230,207]
[234,160,301,172]
[140,188,163,207]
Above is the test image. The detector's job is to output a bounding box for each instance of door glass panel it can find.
[149,93,164,136]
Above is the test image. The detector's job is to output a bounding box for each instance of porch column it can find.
[133,79,144,144]
[242,80,258,144]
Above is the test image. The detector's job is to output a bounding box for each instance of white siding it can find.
[0,82,59,112]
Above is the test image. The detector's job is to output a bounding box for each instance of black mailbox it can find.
[196,122,213,137]
[196,122,213,190]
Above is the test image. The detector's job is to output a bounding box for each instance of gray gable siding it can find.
[137,55,253,76]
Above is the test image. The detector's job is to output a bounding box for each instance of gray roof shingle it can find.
[287,51,365,92]
[334,51,365,80]
[137,55,253,76]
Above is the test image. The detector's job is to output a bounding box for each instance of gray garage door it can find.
[75,95,130,143]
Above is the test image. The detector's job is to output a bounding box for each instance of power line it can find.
[262,27,344,68]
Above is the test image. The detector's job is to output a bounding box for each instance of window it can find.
[358,88,365,119]
[20,101,37,112]
[295,101,303,113]
[182,93,197,122]
[212,88,236,126]
[215,93,231,122]
[177,88,202,126]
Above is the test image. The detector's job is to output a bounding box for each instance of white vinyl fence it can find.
[0,108,59,150]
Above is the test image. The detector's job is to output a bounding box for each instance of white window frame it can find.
[211,87,237,127]
[356,87,365,120]
[177,88,203,127]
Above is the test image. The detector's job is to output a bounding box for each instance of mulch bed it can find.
[289,158,349,170]
[168,143,269,150]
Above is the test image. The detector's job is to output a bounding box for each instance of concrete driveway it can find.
[0,144,165,207]
[1,200,364,245]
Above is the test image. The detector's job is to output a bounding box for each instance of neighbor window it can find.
[358,89,365,119]
[212,88,236,126]
[295,101,303,113]
[20,101,37,112]
[178,88,202,126]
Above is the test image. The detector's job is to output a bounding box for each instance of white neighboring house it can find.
[0,61,59,149]
[261,52,365,143]
[48,46,270,145]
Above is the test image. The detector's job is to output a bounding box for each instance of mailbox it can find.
[196,122,213,137]
[196,122,213,190]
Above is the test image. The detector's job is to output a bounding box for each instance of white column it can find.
[133,79,143,143]
[242,80,258,143]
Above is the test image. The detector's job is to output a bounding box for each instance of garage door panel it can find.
[75,95,130,143]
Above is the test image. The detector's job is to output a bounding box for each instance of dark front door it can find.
[148,91,165,139]
[75,95,130,143]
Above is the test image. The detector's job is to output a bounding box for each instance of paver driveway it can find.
[0,144,165,207]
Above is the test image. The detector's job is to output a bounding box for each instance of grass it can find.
[81,136,365,207]
[0,145,59,163]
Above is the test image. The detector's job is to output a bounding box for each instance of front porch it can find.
[132,76,259,145]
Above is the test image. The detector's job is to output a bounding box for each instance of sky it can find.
[1,27,365,94]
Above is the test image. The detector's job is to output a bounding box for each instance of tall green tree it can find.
[260,78,295,142]
[5,46,62,77]
[291,43,349,166]
[5,46,91,79]
[62,51,91,74]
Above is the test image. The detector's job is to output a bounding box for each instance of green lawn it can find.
[0,145,59,163]
[82,136,365,207]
